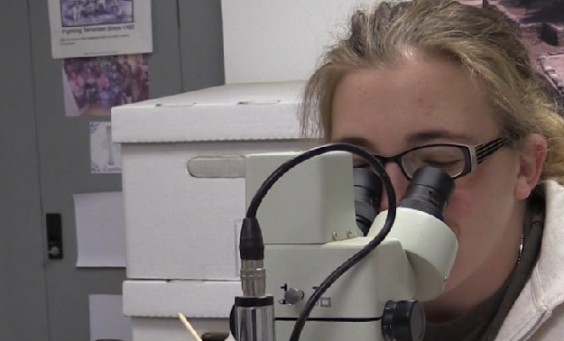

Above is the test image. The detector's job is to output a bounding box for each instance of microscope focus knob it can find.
[381,300,425,341]
[284,288,305,305]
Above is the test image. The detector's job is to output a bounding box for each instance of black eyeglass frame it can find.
[366,136,510,180]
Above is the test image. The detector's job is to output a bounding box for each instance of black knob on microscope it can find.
[381,300,425,341]
[201,331,230,341]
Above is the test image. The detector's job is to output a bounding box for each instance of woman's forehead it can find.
[330,58,500,148]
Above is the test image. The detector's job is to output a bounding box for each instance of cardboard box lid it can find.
[111,81,307,143]
[123,280,242,318]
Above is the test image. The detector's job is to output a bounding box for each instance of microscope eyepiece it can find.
[353,167,382,235]
[399,167,454,220]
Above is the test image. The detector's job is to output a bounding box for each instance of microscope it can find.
[230,143,459,341]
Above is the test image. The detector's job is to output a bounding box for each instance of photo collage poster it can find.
[48,0,153,174]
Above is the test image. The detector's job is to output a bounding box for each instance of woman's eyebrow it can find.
[405,130,472,145]
[331,137,374,149]
[332,130,473,153]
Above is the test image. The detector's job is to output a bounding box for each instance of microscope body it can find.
[242,151,458,340]
[266,239,412,339]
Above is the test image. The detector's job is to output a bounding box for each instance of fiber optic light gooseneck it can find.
[230,143,458,341]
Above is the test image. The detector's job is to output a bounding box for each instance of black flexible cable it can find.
[244,142,397,341]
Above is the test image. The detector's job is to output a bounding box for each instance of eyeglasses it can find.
[358,136,510,179]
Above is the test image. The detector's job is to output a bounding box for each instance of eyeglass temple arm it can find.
[475,137,510,163]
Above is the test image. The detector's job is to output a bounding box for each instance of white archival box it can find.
[112,81,317,338]
[112,81,312,280]
[114,0,380,337]
[123,280,241,340]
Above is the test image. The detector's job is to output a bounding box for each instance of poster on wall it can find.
[90,121,122,174]
[458,0,564,104]
[47,0,152,59]
[63,54,149,117]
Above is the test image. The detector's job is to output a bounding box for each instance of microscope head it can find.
[239,147,459,340]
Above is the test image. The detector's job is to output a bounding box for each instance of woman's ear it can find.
[515,134,547,200]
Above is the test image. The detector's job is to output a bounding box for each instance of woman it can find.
[300,0,564,339]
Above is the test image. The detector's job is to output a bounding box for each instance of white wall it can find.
[222,0,375,83]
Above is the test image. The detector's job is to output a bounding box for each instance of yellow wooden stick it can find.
[178,312,203,341]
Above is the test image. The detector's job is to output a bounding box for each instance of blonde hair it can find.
[301,0,564,183]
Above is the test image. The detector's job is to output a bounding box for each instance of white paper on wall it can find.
[90,121,122,174]
[74,191,126,267]
[48,0,153,59]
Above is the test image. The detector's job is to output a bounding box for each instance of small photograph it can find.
[60,0,134,27]
[90,122,122,174]
[63,54,149,117]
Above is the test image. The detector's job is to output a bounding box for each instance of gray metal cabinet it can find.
[0,1,224,340]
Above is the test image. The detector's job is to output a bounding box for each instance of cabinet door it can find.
[0,1,49,340]
[27,0,130,338]
[22,0,224,339]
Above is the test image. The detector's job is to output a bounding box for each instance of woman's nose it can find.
[379,162,409,212]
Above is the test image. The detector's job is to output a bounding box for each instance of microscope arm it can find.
[233,149,458,341]
[264,207,457,340]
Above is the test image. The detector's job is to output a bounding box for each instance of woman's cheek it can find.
[443,195,465,234]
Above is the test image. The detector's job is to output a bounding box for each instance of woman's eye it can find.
[420,159,463,170]
[353,161,369,168]
[423,159,460,165]
[352,156,371,168]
